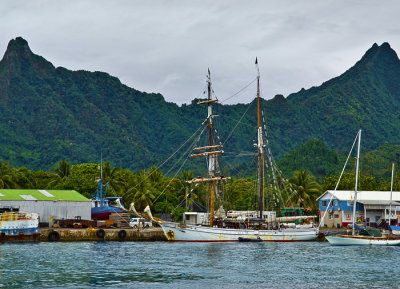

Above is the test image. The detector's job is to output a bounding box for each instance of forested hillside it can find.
[1,37,400,176]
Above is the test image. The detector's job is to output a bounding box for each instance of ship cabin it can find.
[318,190,400,228]
[278,207,313,224]
[183,210,277,225]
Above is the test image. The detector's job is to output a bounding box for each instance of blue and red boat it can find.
[91,172,125,220]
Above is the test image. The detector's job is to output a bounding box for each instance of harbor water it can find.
[1,241,399,288]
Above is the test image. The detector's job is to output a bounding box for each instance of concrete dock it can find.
[40,227,167,242]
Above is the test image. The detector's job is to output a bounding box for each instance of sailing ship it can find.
[326,130,400,245]
[159,61,319,242]
[91,160,125,220]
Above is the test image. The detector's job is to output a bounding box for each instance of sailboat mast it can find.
[352,129,361,236]
[100,152,104,206]
[207,69,215,227]
[389,163,394,225]
[256,58,264,219]
[190,70,228,226]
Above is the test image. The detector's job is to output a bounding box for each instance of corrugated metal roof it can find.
[0,189,89,201]
[358,200,400,205]
[318,190,400,202]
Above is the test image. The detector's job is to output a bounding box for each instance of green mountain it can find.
[1,37,400,175]
[0,37,190,170]
[361,143,400,179]
[276,139,400,183]
[284,42,400,151]
[276,139,345,181]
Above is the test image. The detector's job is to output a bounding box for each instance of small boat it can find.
[390,225,400,235]
[326,131,400,246]
[91,161,125,220]
[0,211,40,242]
[238,237,263,242]
[326,234,400,246]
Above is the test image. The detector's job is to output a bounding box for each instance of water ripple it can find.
[0,242,399,288]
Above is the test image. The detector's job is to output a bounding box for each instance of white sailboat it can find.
[326,130,400,246]
[159,62,318,242]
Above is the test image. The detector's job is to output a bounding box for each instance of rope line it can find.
[220,77,257,104]
[318,130,359,228]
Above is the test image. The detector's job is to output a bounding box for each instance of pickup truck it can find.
[129,218,152,228]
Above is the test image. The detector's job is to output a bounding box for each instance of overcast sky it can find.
[1,1,399,105]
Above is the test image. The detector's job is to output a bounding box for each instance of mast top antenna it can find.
[255,57,260,78]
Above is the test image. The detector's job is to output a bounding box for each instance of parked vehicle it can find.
[129,218,152,228]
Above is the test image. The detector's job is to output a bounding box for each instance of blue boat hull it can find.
[91,206,125,220]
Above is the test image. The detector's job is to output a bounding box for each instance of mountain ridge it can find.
[0,37,400,174]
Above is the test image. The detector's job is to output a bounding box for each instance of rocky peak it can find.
[2,37,33,61]
[355,42,400,70]
[0,37,55,75]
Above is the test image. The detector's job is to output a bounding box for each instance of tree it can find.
[0,160,19,189]
[288,170,321,211]
[32,170,55,189]
[102,162,123,196]
[51,160,71,180]
[322,172,378,192]
[49,160,71,188]
[127,170,155,211]
[14,167,35,189]
[60,163,98,198]
[224,178,256,211]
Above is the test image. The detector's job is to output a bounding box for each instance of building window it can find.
[329,214,333,220]
[334,214,339,219]
[322,200,327,207]
[185,214,190,221]
[334,200,338,206]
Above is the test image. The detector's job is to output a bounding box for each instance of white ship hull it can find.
[160,222,319,242]
[326,235,400,246]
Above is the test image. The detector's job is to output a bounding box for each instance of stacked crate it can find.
[109,213,131,228]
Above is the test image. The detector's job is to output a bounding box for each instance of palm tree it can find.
[288,170,321,211]
[14,167,35,189]
[49,160,71,188]
[51,160,71,180]
[127,170,155,211]
[148,166,163,185]
[102,162,123,196]
[0,161,19,189]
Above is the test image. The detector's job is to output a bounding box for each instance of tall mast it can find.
[389,163,394,225]
[207,69,216,227]
[190,70,229,226]
[256,58,264,219]
[100,152,104,206]
[352,129,361,236]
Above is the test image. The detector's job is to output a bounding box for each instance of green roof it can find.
[0,190,89,202]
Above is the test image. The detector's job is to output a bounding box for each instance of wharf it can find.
[40,227,167,242]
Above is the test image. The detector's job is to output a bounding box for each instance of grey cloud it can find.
[1,0,400,105]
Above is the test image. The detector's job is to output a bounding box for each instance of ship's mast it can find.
[207,69,216,227]
[256,58,264,219]
[190,69,228,227]
[351,129,361,236]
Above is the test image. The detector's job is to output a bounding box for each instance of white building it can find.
[0,189,91,223]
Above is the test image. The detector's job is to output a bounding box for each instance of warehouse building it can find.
[0,189,91,224]
[318,190,400,228]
